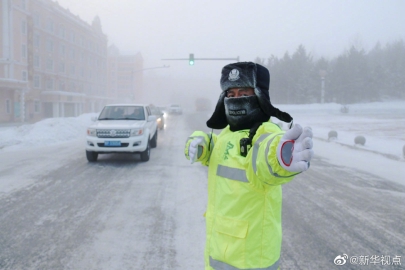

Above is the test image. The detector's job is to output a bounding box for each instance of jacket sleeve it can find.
[246,131,299,186]
[184,131,217,166]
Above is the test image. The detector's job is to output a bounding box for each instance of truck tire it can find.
[86,150,98,162]
[140,141,150,161]
[150,130,158,148]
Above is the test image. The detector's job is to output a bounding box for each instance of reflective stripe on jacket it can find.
[185,121,297,269]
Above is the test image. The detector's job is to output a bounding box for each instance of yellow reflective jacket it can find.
[185,121,299,270]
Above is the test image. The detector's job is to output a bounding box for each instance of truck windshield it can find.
[98,106,145,120]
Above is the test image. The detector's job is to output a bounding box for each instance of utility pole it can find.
[319,70,327,103]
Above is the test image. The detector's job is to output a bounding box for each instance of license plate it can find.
[104,141,121,146]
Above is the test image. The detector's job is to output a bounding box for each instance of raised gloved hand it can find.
[276,124,314,172]
[189,137,204,164]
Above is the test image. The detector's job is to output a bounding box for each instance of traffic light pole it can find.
[161,57,240,61]
[185,57,240,61]
[162,55,240,65]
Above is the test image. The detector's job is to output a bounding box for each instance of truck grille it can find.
[97,129,130,138]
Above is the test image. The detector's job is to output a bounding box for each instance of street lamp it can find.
[131,65,170,102]
[132,65,170,73]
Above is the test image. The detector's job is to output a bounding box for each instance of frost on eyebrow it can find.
[227,88,254,97]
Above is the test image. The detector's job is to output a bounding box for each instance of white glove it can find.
[276,124,314,172]
[189,137,204,164]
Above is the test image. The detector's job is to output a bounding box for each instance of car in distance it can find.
[149,104,165,130]
[85,104,158,162]
[157,105,167,114]
[167,104,182,115]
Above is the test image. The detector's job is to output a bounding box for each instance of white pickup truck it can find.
[85,104,158,162]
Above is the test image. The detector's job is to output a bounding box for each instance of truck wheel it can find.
[86,150,98,162]
[150,130,158,148]
[140,141,150,161]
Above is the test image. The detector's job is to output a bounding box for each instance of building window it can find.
[22,70,27,81]
[46,39,53,52]
[34,54,40,68]
[81,51,85,63]
[33,13,40,26]
[59,24,65,39]
[59,62,65,73]
[46,79,53,90]
[34,100,41,113]
[70,64,75,75]
[80,36,85,47]
[65,30,71,42]
[60,44,65,56]
[34,33,40,47]
[70,48,75,59]
[47,18,54,33]
[21,20,27,34]
[33,75,41,88]
[46,58,53,71]
[59,81,65,91]
[21,44,27,58]
[6,99,11,114]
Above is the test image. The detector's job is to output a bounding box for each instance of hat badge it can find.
[228,69,240,81]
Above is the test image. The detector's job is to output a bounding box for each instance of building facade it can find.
[0,0,143,124]
[107,45,144,104]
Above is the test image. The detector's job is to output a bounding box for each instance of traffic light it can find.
[189,53,194,65]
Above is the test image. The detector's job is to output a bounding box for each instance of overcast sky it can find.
[55,0,405,104]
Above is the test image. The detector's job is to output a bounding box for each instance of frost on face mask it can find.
[224,96,269,131]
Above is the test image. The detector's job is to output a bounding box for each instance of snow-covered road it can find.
[0,104,404,269]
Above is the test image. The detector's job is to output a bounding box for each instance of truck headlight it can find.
[87,128,97,137]
[130,128,143,137]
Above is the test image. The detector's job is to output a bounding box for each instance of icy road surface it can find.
[0,111,404,270]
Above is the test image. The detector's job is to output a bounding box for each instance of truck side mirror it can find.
[147,115,157,122]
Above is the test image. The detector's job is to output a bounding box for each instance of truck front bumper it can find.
[85,135,148,153]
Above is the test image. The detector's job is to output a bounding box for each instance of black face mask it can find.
[224,95,269,131]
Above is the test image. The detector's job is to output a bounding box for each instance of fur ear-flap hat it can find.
[206,62,292,129]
